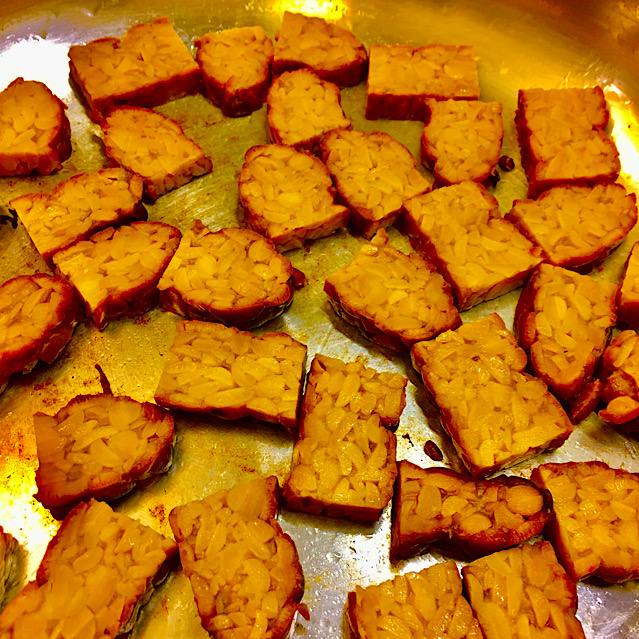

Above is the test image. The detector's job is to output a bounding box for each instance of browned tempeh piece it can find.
[0,529,19,612]
[195,26,274,116]
[0,78,71,176]
[283,353,406,521]
[0,274,78,394]
[272,12,367,87]
[68,16,202,122]
[616,241,639,331]
[158,221,301,329]
[391,460,553,560]
[52,221,180,330]
[169,476,306,639]
[154,321,307,433]
[324,229,460,351]
[34,393,175,516]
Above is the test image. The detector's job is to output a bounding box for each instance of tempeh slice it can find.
[411,313,573,477]
[0,500,177,639]
[516,86,620,197]
[267,69,351,151]
[272,12,367,87]
[319,128,432,239]
[53,221,180,330]
[239,144,349,251]
[283,353,407,521]
[195,26,274,116]
[101,106,212,200]
[158,220,301,329]
[347,561,483,639]
[169,476,306,639]
[0,274,78,394]
[531,461,639,583]
[421,98,504,186]
[366,44,479,121]
[514,263,618,406]
[390,460,552,560]
[506,183,637,272]
[324,229,460,351]
[462,541,586,639]
[599,329,639,430]
[0,529,19,612]
[68,16,202,122]
[9,168,146,266]
[402,181,543,310]
[616,241,639,331]
[34,393,175,515]
[0,78,71,176]
[154,321,307,433]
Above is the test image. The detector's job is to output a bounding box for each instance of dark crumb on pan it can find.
[498,155,516,172]
[424,439,444,461]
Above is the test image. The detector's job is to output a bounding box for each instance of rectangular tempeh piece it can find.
[516,86,620,197]
[154,321,307,433]
[616,241,639,331]
[411,313,573,477]
[366,44,479,121]
[462,541,587,639]
[169,476,306,639]
[68,16,202,122]
[390,460,553,560]
[0,528,19,612]
[10,168,146,266]
[0,500,177,638]
[283,353,407,521]
[347,561,483,639]
[402,181,543,311]
[531,461,639,582]
[324,228,460,351]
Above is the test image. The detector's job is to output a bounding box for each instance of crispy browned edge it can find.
[0,78,71,177]
[54,221,181,330]
[515,87,620,198]
[68,17,203,123]
[33,393,175,518]
[390,460,553,561]
[531,460,639,583]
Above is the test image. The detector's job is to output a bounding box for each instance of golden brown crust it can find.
[0,78,71,176]
[532,461,639,583]
[0,274,79,394]
[154,321,307,433]
[52,221,181,330]
[10,168,147,266]
[324,229,460,351]
[506,183,637,273]
[516,87,620,197]
[283,353,406,521]
[514,263,618,402]
[319,129,432,239]
[402,182,543,311]
[34,393,175,516]
[157,221,299,329]
[366,44,479,121]
[411,313,573,477]
[195,26,273,116]
[239,143,349,251]
[169,476,305,639]
[272,12,367,87]
[68,16,202,122]
[390,460,553,560]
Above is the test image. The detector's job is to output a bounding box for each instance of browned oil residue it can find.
[148,503,166,523]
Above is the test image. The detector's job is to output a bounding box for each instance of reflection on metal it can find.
[0,37,73,99]
[269,0,350,19]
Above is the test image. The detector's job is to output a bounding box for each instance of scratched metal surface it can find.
[1,0,639,636]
